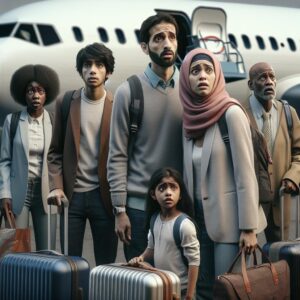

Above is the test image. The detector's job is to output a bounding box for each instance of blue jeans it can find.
[195,203,239,300]
[124,207,148,261]
[60,187,117,265]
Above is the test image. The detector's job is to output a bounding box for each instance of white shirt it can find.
[28,112,44,178]
[249,94,279,149]
[147,214,200,290]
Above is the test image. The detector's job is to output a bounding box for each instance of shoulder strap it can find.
[218,111,232,157]
[48,111,54,126]
[173,213,189,267]
[61,90,75,135]
[127,75,144,158]
[149,211,160,246]
[280,100,293,139]
[10,111,21,156]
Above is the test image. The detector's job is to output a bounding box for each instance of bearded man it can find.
[107,13,183,260]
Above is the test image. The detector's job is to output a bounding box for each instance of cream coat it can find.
[183,105,267,243]
[243,98,300,230]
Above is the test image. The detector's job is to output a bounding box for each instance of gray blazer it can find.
[0,109,56,215]
[183,105,266,243]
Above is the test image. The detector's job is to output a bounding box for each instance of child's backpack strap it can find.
[127,75,144,158]
[280,99,293,139]
[10,111,22,157]
[149,211,160,246]
[173,213,189,268]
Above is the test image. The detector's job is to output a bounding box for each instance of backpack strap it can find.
[280,100,293,139]
[61,90,75,135]
[173,213,189,268]
[48,111,54,126]
[10,111,21,156]
[218,111,232,158]
[127,75,144,158]
[149,211,160,247]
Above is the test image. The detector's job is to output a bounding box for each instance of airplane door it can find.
[191,7,246,83]
[191,7,227,57]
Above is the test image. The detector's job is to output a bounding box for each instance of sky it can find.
[0,0,299,15]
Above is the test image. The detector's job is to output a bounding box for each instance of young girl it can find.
[129,167,200,300]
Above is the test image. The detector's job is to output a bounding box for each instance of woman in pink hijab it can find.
[180,48,267,299]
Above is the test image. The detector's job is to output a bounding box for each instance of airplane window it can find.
[115,28,126,44]
[72,27,83,42]
[15,24,38,44]
[0,23,16,37]
[98,27,109,43]
[269,37,278,50]
[241,35,251,49]
[135,29,141,43]
[37,24,60,46]
[256,36,265,50]
[228,33,237,48]
[287,38,296,52]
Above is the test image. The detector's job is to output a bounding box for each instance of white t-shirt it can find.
[147,213,200,290]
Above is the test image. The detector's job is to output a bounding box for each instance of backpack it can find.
[218,102,293,204]
[9,110,54,157]
[127,75,144,158]
[61,90,76,136]
[149,212,197,268]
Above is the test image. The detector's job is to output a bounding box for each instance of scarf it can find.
[179,48,245,139]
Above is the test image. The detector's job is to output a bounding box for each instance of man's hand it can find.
[239,230,257,254]
[115,212,131,245]
[282,179,299,195]
[47,189,66,206]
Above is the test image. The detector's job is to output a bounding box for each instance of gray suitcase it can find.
[89,262,181,300]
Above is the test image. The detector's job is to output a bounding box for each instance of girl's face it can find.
[188,59,215,99]
[151,176,180,210]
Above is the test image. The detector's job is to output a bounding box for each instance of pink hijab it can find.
[179,48,245,139]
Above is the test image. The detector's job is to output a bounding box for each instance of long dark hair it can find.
[145,167,194,230]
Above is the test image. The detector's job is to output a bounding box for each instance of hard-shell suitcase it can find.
[89,262,181,300]
[0,198,90,300]
[263,187,300,300]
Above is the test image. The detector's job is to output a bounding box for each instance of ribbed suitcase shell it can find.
[0,252,90,300]
[89,263,181,300]
[263,242,300,300]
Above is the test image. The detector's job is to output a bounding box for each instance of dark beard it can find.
[149,49,177,68]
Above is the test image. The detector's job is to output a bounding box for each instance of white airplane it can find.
[0,0,300,126]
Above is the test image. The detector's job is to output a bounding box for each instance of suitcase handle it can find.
[279,186,300,240]
[47,197,69,255]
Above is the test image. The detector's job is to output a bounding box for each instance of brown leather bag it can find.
[0,203,31,257]
[213,246,290,300]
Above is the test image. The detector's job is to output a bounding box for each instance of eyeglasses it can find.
[26,87,46,95]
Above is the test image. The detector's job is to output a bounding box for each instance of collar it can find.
[27,112,44,124]
[144,63,177,89]
[81,88,106,104]
[249,94,278,119]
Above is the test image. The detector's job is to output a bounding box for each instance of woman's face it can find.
[188,59,216,99]
[25,81,46,112]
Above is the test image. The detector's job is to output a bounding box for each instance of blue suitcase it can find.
[262,188,300,300]
[0,199,90,300]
